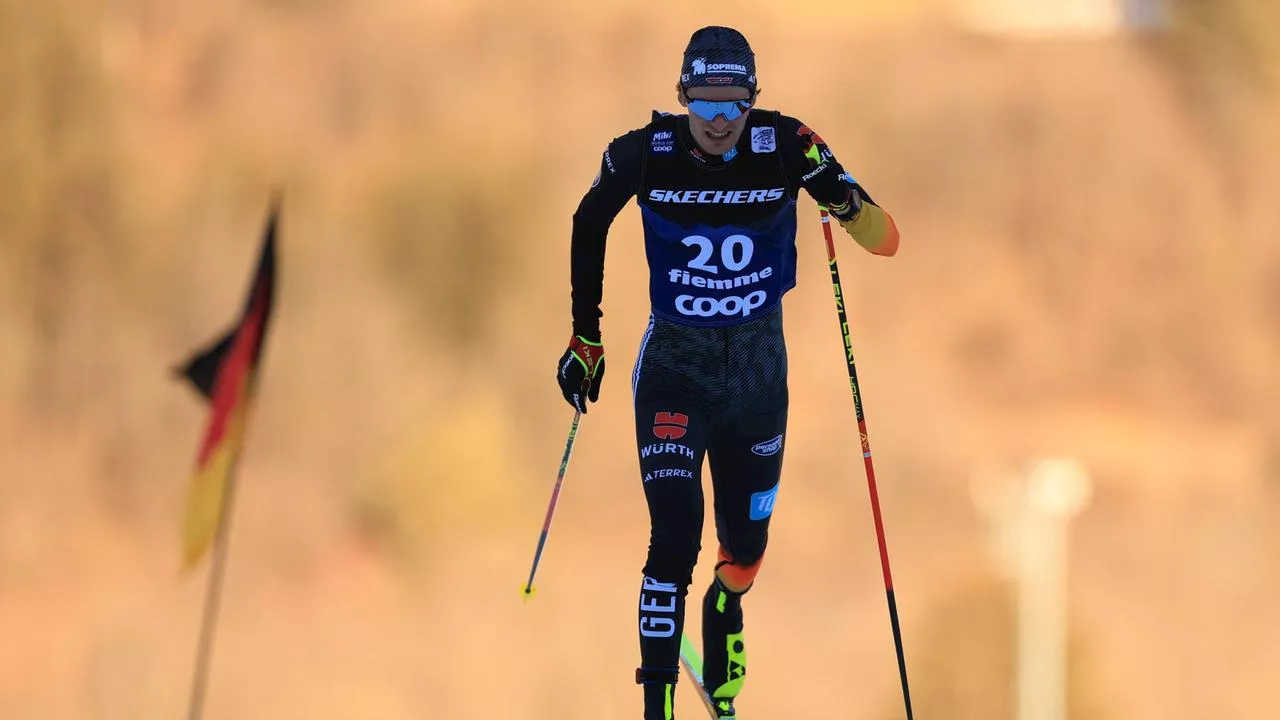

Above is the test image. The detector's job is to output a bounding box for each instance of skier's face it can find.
[679,85,754,156]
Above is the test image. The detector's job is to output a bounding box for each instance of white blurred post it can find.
[972,459,1092,720]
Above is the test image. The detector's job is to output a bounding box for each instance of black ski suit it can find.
[569,107,895,718]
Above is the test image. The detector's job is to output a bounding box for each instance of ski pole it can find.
[521,409,582,600]
[818,209,915,719]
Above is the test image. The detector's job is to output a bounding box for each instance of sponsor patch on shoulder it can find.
[750,126,776,153]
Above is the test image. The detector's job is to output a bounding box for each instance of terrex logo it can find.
[644,468,695,482]
[647,188,785,205]
[653,411,689,440]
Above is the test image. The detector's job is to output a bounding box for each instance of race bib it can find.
[640,202,797,327]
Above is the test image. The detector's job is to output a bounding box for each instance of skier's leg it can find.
[701,399,787,717]
[634,392,710,720]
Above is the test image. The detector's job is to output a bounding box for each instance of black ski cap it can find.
[679,26,757,93]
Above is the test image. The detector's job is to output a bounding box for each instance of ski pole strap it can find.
[635,666,680,685]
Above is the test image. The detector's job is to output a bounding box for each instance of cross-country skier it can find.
[555,26,900,719]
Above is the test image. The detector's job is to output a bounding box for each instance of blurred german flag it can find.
[174,202,278,570]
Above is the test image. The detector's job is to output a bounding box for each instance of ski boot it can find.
[702,578,746,719]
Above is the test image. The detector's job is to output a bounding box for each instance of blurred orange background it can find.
[2,0,1278,718]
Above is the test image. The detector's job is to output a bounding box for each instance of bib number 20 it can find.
[681,234,754,274]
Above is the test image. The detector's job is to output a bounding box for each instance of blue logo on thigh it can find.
[749,484,780,520]
[751,434,783,457]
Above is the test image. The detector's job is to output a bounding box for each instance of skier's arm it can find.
[570,130,644,340]
[780,115,899,257]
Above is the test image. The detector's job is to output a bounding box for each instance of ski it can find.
[679,632,721,719]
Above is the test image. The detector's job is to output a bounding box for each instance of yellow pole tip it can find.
[521,585,536,603]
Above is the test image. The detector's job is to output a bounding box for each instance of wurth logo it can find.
[653,411,688,440]
[640,442,696,461]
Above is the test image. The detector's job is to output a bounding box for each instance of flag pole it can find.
[185,458,243,720]
[178,197,279,719]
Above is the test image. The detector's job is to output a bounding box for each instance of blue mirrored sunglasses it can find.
[687,98,753,122]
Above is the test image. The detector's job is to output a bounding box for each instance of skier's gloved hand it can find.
[819,187,863,222]
[556,335,605,413]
